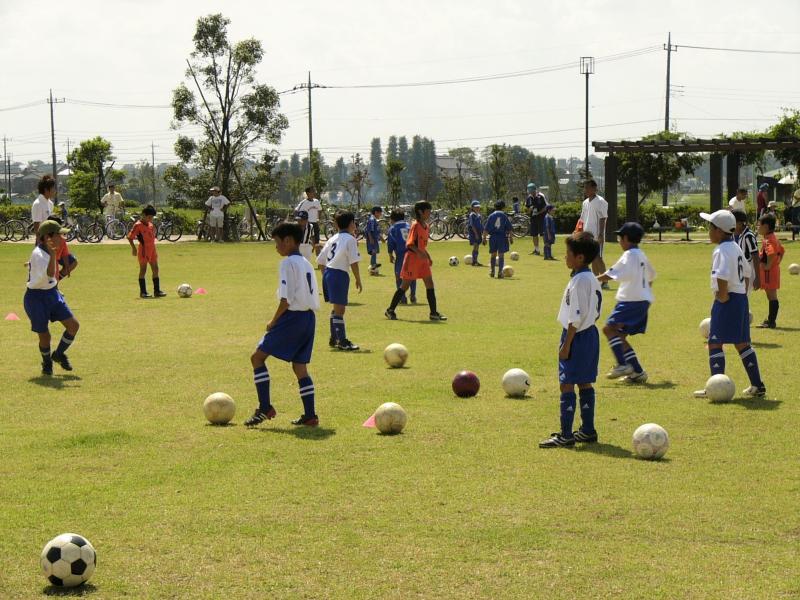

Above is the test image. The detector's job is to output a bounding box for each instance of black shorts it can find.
[530,216,545,237]
[311,222,320,244]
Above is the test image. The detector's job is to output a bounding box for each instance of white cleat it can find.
[693,389,708,398]
[623,371,648,384]
[742,385,766,398]
[606,364,633,379]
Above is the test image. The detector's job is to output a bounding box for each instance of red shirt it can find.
[128,220,157,248]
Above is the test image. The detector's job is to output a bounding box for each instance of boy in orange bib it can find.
[756,213,783,328]
[127,205,166,298]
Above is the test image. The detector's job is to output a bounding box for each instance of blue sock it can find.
[472,248,478,263]
[709,348,725,375]
[624,346,643,374]
[410,280,417,298]
[498,255,505,273]
[54,332,75,356]
[329,314,335,340]
[578,388,596,433]
[608,336,626,365]
[332,315,346,342]
[490,256,496,274]
[40,346,51,361]
[298,376,316,416]
[370,254,377,267]
[738,345,764,388]
[559,392,577,437]
[253,366,271,412]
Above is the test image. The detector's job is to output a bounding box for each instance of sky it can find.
[1,0,798,169]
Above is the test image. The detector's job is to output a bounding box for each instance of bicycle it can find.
[155,211,182,242]
[3,217,33,242]
[104,211,128,240]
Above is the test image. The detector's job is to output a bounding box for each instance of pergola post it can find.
[604,154,618,232]
[625,157,639,224]
[710,153,723,211]
[726,152,740,204]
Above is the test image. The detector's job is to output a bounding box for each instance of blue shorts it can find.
[488,235,509,254]
[468,232,482,246]
[709,293,750,344]
[394,252,406,278]
[257,310,315,363]
[530,216,544,236]
[559,326,599,385]
[606,301,650,336]
[58,254,77,267]
[23,287,73,333]
[366,241,379,255]
[323,268,350,306]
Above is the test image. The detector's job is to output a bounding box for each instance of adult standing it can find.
[101,183,123,222]
[31,175,56,234]
[205,186,230,242]
[728,187,748,213]
[579,179,608,287]
[295,186,325,247]
[756,183,769,218]
[525,182,547,255]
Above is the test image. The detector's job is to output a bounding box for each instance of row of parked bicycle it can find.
[0,212,184,243]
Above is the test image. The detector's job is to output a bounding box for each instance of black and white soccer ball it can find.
[448,256,459,266]
[41,533,96,587]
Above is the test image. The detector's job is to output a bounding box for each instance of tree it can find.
[398,136,411,201]
[330,157,347,192]
[769,109,800,173]
[67,137,125,209]
[727,130,769,173]
[171,13,288,197]
[342,154,371,211]
[385,157,404,207]
[487,144,508,200]
[386,136,398,161]
[368,137,385,201]
[309,149,326,194]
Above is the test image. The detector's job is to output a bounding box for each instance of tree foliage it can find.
[385,157,404,207]
[769,109,800,171]
[66,137,125,209]
[486,144,508,200]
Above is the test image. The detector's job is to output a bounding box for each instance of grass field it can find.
[1,237,799,599]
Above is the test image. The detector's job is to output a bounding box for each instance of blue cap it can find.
[527,182,537,191]
[614,222,644,243]
[470,200,481,207]
[295,210,309,220]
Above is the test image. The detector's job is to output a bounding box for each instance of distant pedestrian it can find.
[31,176,56,234]
[295,186,326,245]
[756,183,769,218]
[579,179,609,286]
[728,187,748,213]
[101,183,123,222]
[205,186,230,242]
[525,183,547,255]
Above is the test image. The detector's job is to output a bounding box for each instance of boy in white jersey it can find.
[540,232,603,448]
[244,222,321,428]
[598,222,656,384]
[694,210,766,398]
[317,211,363,351]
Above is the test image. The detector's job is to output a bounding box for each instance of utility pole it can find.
[47,89,65,194]
[307,71,313,162]
[579,57,595,178]
[151,142,157,204]
[662,32,678,206]
[2,136,8,196]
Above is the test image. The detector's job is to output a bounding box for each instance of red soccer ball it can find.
[452,370,480,397]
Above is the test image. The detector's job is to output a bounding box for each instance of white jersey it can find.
[317,231,360,272]
[205,194,230,217]
[558,269,602,331]
[27,246,57,290]
[710,239,750,295]
[579,195,608,238]
[101,191,123,216]
[31,195,53,223]
[295,198,322,223]
[278,254,320,312]
[606,247,656,303]
[728,197,745,212]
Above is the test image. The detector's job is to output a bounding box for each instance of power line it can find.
[64,98,172,109]
[676,44,800,55]
[0,100,42,112]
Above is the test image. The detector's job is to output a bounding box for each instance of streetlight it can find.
[580,57,595,178]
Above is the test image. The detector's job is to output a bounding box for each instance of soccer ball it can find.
[789,263,800,275]
[705,374,735,402]
[502,265,514,278]
[177,283,193,298]
[368,265,380,276]
[41,533,96,588]
[374,402,407,434]
[452,370,480,397]
[632,423,670,460]
[502,368,530,397]
[449,256,459,266]
[509,251,520,261]
[203,392,236,424]
[463,255,473,265]
[384,343,408,368]
[699,317,711,339]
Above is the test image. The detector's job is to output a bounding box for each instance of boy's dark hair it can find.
[370,205,383,215]
[494,200,505,211]
[142,205,157,216]
[759,213,776,232]
[737,187,748,194]
[413,200,431,220]
[585,179,598,189]
[304,186,315,195]
[566,231,600,265]
[335,211,355,230]
[512,196,519,202]
[271,221,303,244]
[545,204,555,213]
[732,210,749,224]
[390,208,405,222]
[37,176,56,194]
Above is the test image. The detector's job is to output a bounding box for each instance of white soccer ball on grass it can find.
[177,283,193,298]
[699,318,711,339]
[449,256,459,266]
[632,423,670,460]
[509,251,520,261]
[463,255,473,265]
[374,402,407,434]
[41,533,97,588]
[203,392,236,424]
[788,263,800,275]
[704,374,735,402]
[502,368,530,397]
[502,265,514,278]
[384,343,408,368]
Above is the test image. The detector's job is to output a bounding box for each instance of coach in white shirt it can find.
[101,184,124,220]
[205,186,230,242]
[295,186,325,244]
[579,179,609,283]
[728,187,747,213]
[31,175,56,234]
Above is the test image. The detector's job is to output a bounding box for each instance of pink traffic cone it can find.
[5,312,20,321]
[362,414,376,428]
[195,288,207,295]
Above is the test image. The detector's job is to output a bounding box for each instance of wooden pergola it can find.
[591,137,800,231]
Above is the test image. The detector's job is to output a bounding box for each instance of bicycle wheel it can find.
[428,218,449,241]
[6,220,27,241]
[512,215,529,238]
[86,222,104,243]
[166,223,182,242]
[106,220,127,240]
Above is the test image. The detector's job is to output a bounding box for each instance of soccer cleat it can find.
[329,336,336,347]
[693,389,708,398]
[538,432,575,448]
[244,406,277,427]
[533,249,541,256]
[291,414,319,427]
[573,429,598,443]
[50,352,73,372]
[374,263,382,269]
[41,358,53,376]
[385,309,397,320]
[429,312,448,321]
[489,272,495,278]
[756,320,775,329]
[154,290,167,298]
[410,296,418,303]
[140,292,152,298]
[606,364,633,379]
[623,371,648,384]
[742,385,766,398]
[473,262,484,267]
[337,339,360,351]
[497,274,504,279]
[398,296,408,305]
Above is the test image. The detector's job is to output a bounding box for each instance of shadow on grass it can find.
[28,374,82,389]
[257,426,336,440]
[204,422,237,428]
[751,342,782,349]
[43,583,98,596]
[575,442,636,460]
[640,380,678,390]
[713,398,783,411]
[775,326,800,332]
[328,348,374,354]
[346,302,366,307]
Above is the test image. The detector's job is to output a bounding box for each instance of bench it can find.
[651,226,694,241]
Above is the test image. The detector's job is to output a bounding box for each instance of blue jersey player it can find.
[387,209,417,304]
[543,204,556,260]
[598,222,656,384]
[365,206,383,270]
[694,210,766,398]
[540,232,602,448]
[245,222,321,428]
[467,200,484,267]
[483,200,513,278]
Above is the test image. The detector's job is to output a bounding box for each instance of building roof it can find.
[593,137,800,154]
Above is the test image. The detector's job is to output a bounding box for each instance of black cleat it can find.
[399,296,408,305]
[291,414,319,427]
[41,358,53,376]
[385,309,397,320]
[573,429,598,443]
[154,290,167,298]
[410,296,418,304]
[140,292,152,298]
[489,272,495,278]
[329,336,336,347]
[50,352,72,372]
[429,312,448,321]
[337,339,360,351]
[244,406,277,427]
[756,320,775,329]
[538,432,576,448]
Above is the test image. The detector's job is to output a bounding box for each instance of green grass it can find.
[1,238,799,599]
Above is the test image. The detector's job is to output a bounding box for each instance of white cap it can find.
[699,210,736,234]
